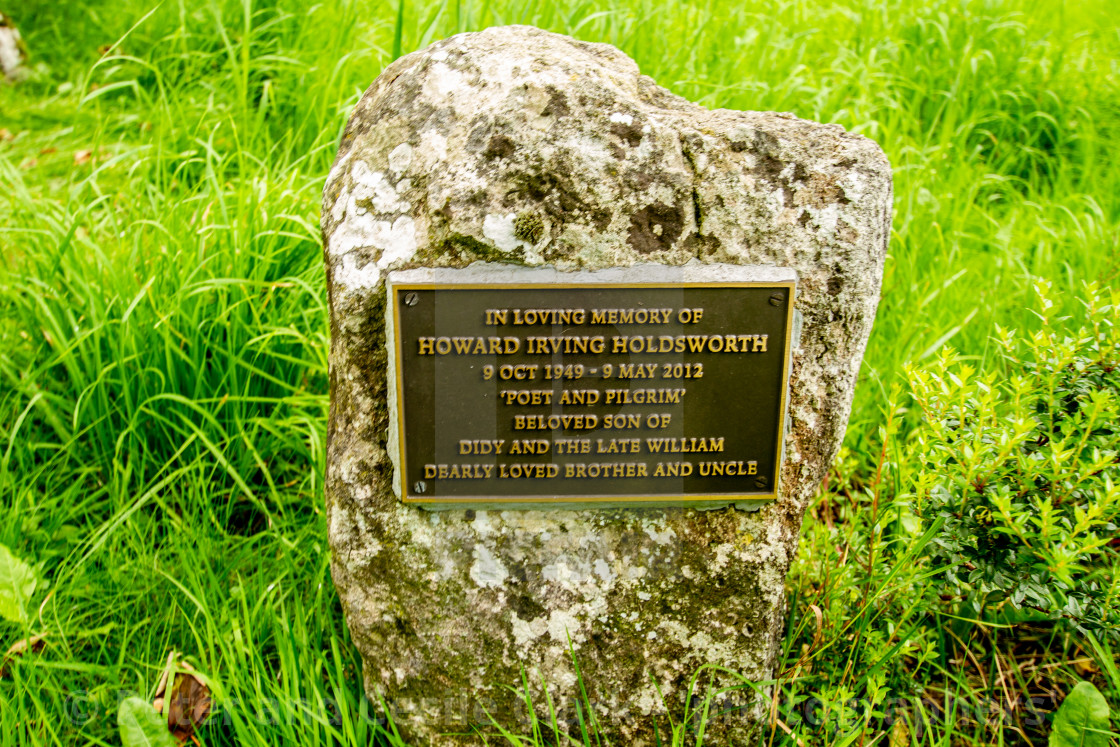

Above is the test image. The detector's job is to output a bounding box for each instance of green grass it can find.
[1,0,1118,744]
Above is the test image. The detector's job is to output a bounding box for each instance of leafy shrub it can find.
[906,282,1120,633]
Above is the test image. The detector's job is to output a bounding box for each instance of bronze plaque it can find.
[389,273,794,507]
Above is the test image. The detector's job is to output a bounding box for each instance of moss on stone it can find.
[513,210,544,244]
[443,233,510,263]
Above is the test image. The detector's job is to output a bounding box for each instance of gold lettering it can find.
[645,436,725,453]
[560,389,601,406]
[595,438,641,454]
[562,461,647,478]
[696,460,755,476]
[555,438,591,454]
[458,439,506,455]
[419,335,526,355]
[513,414,599,430]
[652,461,693,477]
[499,463,560,478]
[500,389,553,406]
[508,439,550,455]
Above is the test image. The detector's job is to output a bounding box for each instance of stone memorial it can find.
[322,25,891,743]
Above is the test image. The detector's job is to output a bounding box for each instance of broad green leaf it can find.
[0,544,38,623]
[1049,681,1112,747]
[118,697,177,747]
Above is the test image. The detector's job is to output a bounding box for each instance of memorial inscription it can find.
[388,267,796,506]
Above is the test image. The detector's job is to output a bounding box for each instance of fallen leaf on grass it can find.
[152,651,176,707]
[889,717,911,747]
[39,146,56,155]
[74,149,92,165]
[0,128,12,141]
[166,671,211,742]
[4,634,45,658]
[1073,657,1099,677]
[153,652,212,744]
[0,634,45,678]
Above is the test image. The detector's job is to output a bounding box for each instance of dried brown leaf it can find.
[166,672,211,743]
[0,634,45,678]
[74,149,92,165]
[4,634,45,658]
[151,653,210,743]
[1074,658,1099,676]
[153,650,177,704]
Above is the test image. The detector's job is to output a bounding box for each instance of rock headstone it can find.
[322,25,891,743]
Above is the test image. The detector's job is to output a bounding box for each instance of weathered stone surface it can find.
[0,13,27,82]
[322,25,891,744]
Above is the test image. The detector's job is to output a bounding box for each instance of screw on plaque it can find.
[404,292,420,307]
[413,481,427,494]
[769,292,784,307]
[754,476,769,489]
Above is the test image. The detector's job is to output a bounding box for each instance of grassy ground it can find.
[1,0,1118,744]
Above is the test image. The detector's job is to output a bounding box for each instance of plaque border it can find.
[386,266,796,508]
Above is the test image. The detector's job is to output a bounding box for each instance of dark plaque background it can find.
[392,283,793,504]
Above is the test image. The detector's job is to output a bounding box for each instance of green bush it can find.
[906,282,1120,633]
